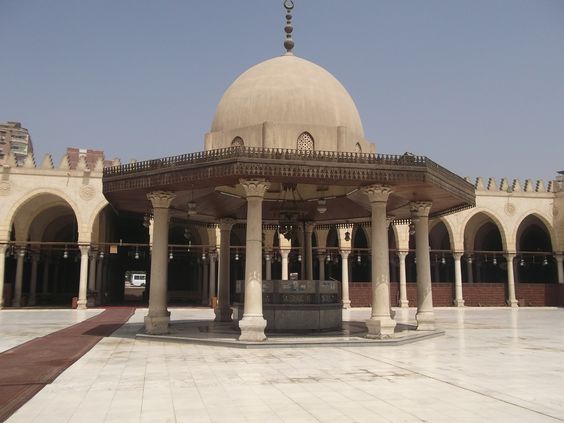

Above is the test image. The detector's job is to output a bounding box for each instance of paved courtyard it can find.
[3,307,564,423]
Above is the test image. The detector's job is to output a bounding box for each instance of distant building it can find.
[66,147,113,170]
[0,121,34,166]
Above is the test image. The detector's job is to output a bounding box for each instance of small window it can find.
[297,132,314,151]
[231,137,244,147]
[355,142,362,153]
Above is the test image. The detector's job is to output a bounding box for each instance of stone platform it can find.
[136,319,443,348]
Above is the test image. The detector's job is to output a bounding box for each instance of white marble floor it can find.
[5,307,564,423]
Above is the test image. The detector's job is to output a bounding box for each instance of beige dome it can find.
[211,55,365,139]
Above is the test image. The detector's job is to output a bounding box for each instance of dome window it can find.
[231,137,244,147]
[297,132,314,151]
[355,142,362,153]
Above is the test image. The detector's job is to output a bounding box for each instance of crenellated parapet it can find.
[467,176,559,194]
[1,151,126,174]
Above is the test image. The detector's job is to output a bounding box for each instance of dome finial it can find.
[283,0,294,55]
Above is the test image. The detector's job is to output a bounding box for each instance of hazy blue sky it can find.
[1,1,563,182]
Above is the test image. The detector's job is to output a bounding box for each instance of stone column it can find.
[215,218,234,322]
[265,251,272,281]
[202,256,209,306]
[13,248,26,307]
[305,223,314,280]
[363,185,396,338]
[28,253,40,306]
[209,252,217,303]
[453,252,465,307]
[555,254,564,284]
[77,245,90,309]
[397,251,409,307]
[340,249,351,308]
[466,256,474,284]
[145,191,176,333]
[318,251,325,280]
[42,257,50,295]
[239,179,269,341]
[88,252,97,292]
[95,255,104,305]
[411,201,435,330]
[0,245,7,308]
[505,253,518,307]
[280,248,290,280]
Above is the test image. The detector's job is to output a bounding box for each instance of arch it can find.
[513,212,557,253]
[4,188,83,239]
[430,218,455,251]
[429,221,452,250]
[231,136,244,147]
[515,214,556,283]
[462,209,509,252]
[296,132,314,151]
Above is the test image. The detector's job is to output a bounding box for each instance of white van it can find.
[130,273,146,287]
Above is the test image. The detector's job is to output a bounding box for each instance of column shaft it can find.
[216,220,234,321]
[209,254,217,302]
[281,250,289,280]
[363,185,396,338]
[505,253,518,307]
[265,254,272,281]
[453,252,464,307]
[202,258,209,306]
[305,224,314,280]
[239,179,269,341]
[0,246,6,308]
[397,251,409,307]
[145,191,175,334]
[318,253,325,280]
[77,246,90,309]
[13,248,25,307]
[412,202,435,330]
[29,254,39,306]
[341,250,351,308]
[556,255,564,284]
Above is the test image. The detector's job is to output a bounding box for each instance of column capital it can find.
[305,221,315,234]
[79,245,90,255]
[362,184,392,203]
[397,250,409,259]
[505,252,516,260]
[219,218,235,231]
[240,179,270,198]
[453,252,464,260]
[555,253,564,262]
[340,249,351,258]
[0,244,7,254]
[147,191,176,209]
[410,201,432,217]
[280,249,290,258]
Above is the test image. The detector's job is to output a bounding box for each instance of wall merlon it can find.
[524,179,534,192]
[475,177,485,190]
[487,177,497,191]
[40,154,54,169]
[23,153,36,169]
[536,180,546,192]
[499,178,509,192]
[511,179,521,192]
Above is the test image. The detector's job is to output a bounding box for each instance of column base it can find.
[214,306,233,322]
[144,314,170,334]
[399,299,409,308]
[342,300,351,309]
[238,315,267,342]
[507,299,519,308]
[28,297,36,306]
[365,316,396,339]
[416,310,435,330]
[454,299,465,307]
[76,299,87,310]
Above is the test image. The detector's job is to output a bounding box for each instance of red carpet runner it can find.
[0,307,135,422]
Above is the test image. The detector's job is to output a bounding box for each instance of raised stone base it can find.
[214,306,233,322]
[239,315,267,341]
[416,310,435,331]
[144,314,170,334]
[365,316,396,339]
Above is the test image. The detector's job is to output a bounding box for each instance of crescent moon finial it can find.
[283,0,295,54]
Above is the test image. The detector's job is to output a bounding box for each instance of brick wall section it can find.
[350,282,564,307]
[515,283,563,306]
[462,284,506,306]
